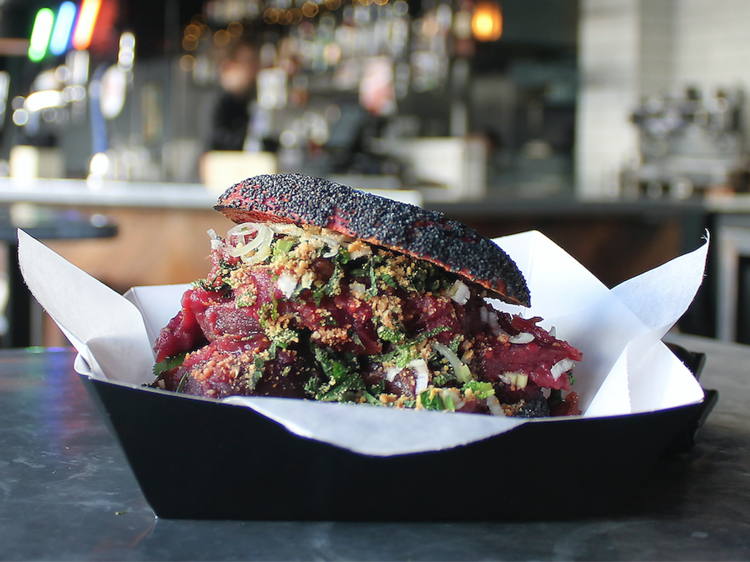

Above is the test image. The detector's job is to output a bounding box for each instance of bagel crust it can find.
[215,173,530,306]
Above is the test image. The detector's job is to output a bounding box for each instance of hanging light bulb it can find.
[471,1,502,42]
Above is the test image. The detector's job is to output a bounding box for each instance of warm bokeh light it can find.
[471,1,502,42]
[227,22,244,37]
[182,36,199,51]
[264,9,279,24]
[72,0,102,50]
[302,2,319,18]
[278,10,293,25]
[214,29,231,46]
[184,24,201,37]
[180,55,196,72]
[290,9,303,25]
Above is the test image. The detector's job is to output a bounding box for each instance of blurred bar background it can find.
[2,0,750,345]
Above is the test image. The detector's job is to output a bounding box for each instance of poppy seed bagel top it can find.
[215,173,530,306]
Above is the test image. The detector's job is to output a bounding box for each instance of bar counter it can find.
[0,334,749,560]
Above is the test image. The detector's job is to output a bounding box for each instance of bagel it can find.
[215,173,530,307]
[151,174,582,417]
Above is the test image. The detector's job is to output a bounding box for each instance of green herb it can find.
[432,370,457,387]
[336,247,351,264]
[363,391,384,406]
[380,273,398,289]
[376,324,404,344]
[259,301,279,326]
[153,352,187,376]
[444,394,456,412]
[568,373,576,386]
[407,262,453,294]
[368,380,386,396]
[270,328,299,349]
[192,259,236,295]
[461,381,495,400]
[449,335,462,354]
[235,293,255,308]
[275,238,295,254]
[175,371,189,393]
[391,326,449,368]
[308,346,365,402]
[254,356,265,372]
[549,388,562,405]
[420,390,445,410]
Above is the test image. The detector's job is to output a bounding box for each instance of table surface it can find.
[1,334,749,561]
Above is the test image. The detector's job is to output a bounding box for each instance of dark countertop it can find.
[1,334,749,561]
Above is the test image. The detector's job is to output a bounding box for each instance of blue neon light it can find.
[49,2,77,56]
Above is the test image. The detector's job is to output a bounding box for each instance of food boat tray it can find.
[78,343,715,521]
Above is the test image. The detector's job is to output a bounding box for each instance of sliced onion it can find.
[479,306,489,324]
[349,246,372,260]
[487,310,507,337]
[550,358,575,381]
[509,332,534,345]
[434,342,472,383]
[485,395,505,416]
[409,359,430,394]
[448,280,470,305]
[207,229,224,250]
[501,372,519,386]
[243,234,273,264]
[267,223,307,237]
[227,224,272,258]
[226,222,260,241]
[277,272,297,299]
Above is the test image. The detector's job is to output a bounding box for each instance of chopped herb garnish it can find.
[175,371,189,393]
[380,273,398,289]
[420,390,445,410]
[153,352,187,376]
[449,335,462,354]
[235,293,255,308]
[376,324,404,344]
[254,356,265,372]
[363,391,384,406]
[308,346,365,402]
[275,238,295,254]
[462,381,495,400]
[432,370,457,387]
[368,379,386,396]
[444,394,456,412]
[270,328,299,349]
[549,388,563,405]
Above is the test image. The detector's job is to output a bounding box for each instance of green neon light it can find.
[29,8,55,62]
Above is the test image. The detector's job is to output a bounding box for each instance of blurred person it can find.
[209,37,263,152]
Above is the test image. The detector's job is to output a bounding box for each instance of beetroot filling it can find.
[152,224,582,417]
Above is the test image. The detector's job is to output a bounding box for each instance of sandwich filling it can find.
[152,222,583,417]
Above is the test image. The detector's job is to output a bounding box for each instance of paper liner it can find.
[18,228,708,456]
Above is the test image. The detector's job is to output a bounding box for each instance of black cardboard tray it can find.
[79,345,716,521]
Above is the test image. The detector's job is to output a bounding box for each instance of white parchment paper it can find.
[17,228,708,456]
